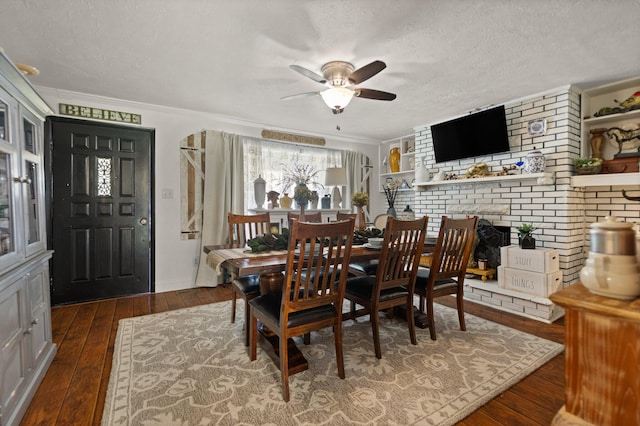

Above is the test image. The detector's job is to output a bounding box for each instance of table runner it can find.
[206,247,288,273]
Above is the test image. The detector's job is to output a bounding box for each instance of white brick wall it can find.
[411,86,639,321]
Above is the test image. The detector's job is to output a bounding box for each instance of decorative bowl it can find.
[368,237,384,248]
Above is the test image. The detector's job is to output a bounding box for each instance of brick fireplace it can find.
[390,85,639,323]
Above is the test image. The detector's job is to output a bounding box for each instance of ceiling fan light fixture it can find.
[320,87,354,113]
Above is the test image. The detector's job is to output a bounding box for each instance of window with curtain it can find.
[243,137,343,211]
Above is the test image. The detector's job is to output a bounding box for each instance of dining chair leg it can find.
[427,299,437,340]
[457,291,466,331]
[303,333,310,345]
[249,310,258,361]
[334,323,345,379]
[244,299,251,346]
[407,296,417,345]
[230,289,237,323]
[371,311,382,359]
[280,335,290,402]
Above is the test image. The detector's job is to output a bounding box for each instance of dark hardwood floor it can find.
[21,286,565,425]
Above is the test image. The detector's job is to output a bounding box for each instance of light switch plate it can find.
[161,188,174,199]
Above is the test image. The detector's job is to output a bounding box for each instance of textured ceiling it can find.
[1,0,639,143]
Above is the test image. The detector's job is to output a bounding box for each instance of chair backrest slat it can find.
[336,212,356,221]
[287,211,323,224]
[227,212,270,247]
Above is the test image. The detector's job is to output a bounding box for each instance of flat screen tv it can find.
[431,105,510,163]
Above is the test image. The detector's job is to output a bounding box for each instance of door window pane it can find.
[0,100,7,141]
[26,160,39,244]
[23,117,35,154]
[0,153,13,255]
[97,157,112,197]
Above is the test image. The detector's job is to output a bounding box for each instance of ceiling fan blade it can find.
[348,60,386,85]
[355,88,396,101]
[280,91,320,101]
[289,65,327,84]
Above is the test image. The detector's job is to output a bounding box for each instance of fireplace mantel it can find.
[414,172,554,191]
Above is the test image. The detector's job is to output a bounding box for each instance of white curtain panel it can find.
[195,130,244,286]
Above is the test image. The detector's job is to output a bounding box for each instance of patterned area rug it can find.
[102,301,563,425]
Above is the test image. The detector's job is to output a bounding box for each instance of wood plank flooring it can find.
[21,287,565,425]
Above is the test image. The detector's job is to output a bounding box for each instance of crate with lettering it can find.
[500,245,559,273]
[498,266,563,297]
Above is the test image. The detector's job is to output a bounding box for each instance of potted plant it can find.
[517,223,537,249]
[572,157,602,175]
[351,192,369,230]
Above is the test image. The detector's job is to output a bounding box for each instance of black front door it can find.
[46,116,154,305]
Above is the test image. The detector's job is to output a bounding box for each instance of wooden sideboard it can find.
[550,283,640,425]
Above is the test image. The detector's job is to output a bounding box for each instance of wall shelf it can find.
[414,172,554,190]
[571,172,640,188]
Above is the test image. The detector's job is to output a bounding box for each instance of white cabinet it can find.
[578,76,640,186]
[0,51,55,426]
[0,255,53,426]
[249,208,351,233]
[379,134,415,192]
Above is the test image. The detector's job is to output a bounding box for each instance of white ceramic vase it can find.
[254,175,266,209]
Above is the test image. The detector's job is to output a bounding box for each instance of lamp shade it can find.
[325,167,347,186]
[320,88,354,111]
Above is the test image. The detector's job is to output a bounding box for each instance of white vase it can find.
[415,155,429,182]
[254,175,266,209]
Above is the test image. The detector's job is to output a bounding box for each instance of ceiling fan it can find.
[282,60,396,114]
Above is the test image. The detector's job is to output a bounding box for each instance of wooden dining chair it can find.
[228,212,270,345]
[413,215,479,340]
[287,211,323,224]
[249,218,355,402]
[343,215,428,359]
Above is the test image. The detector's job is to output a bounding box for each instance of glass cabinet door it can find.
[0,152,14,255]
[0,99,7,142]
[0,87,21,271]
[20,109,46,257]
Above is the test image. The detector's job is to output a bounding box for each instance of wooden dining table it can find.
[203,243,434,375]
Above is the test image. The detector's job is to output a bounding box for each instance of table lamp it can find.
[325,167,347,208]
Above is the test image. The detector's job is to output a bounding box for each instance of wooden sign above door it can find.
[59,103,142,125]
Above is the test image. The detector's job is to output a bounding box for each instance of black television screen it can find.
[431,105,510,163]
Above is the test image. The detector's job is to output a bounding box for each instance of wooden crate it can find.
[500,245,559,273]
[498,266,563,297]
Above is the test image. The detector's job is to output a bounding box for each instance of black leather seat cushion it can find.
[249,291,338,328]
[414,267,457,292]
[348,260,379,275]
[345,275,409,301]
[233,274,261,295]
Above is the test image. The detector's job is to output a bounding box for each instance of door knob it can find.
[140,218,148,225]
